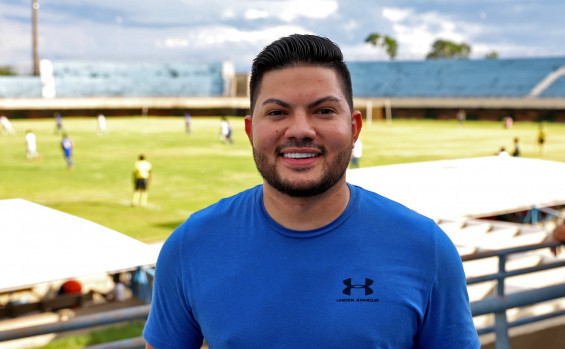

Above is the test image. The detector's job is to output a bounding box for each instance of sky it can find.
[1,0,564,74]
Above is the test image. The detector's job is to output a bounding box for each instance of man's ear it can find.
[351,110,363,145]
[244,115,253,145]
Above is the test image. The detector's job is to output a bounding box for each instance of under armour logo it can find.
[343,278,374,296]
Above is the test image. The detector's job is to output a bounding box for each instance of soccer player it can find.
[132,154,152,207]
[1,115,16,135]
[219,116,233,144]
[61,133,74,170]
[25,130,41,161]
[185,113,192,134]
[97,113,108,135]
[54,112,64,133]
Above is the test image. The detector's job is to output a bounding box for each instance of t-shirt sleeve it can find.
[417,225,480,348]
[143,227,203,349]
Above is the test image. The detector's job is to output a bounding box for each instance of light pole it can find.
[32,0,40,75]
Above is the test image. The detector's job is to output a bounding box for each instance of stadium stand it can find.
[0,76,42,98]
[1,57,565,121]
[541,75,565,98]
[50,61,229,97]
[1,57,564,99]
[0,61,231,98]
[348,57,565,98]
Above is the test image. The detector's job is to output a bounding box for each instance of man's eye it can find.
[318,108,334,115]
[267,110,284,116]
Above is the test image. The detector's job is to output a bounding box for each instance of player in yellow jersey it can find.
[132,154,152,206]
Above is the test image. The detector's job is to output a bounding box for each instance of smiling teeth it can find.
[283,153,317,159]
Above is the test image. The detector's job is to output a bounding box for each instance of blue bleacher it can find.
[1,57,564,99]
[540,75,565,97]
[0,76,42,98]
[50,61,225,97]
[348,57,565,98]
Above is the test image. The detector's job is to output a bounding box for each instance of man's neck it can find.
[262,180,351,231]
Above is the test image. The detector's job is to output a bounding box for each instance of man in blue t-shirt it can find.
[143,34,480,349]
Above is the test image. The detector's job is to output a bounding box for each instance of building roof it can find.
[346,156,565,220]
[0,199,158,293]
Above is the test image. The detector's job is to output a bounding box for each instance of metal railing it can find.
[465,240,565,348]
[1,243,565,348]
[0,266,155,347]
[0,305,150,345]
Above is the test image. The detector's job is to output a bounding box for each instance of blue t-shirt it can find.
[61,138,72,156]
[143,184,479,348]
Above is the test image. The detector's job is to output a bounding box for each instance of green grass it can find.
[35,320,146,349]
[1,116,261,242]
[2,116,565,243]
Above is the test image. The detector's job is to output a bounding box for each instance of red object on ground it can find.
[61,280,82,294]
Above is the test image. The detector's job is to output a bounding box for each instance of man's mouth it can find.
[282,153,319,159]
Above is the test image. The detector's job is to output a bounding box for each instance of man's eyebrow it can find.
[308,96,341,109]
[262,98,291,108]
[261,96,341,110]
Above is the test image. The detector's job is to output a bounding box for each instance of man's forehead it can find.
[262,64,338,80]
[258,66,342,97]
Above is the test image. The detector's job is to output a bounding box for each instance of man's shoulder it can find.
[351,184,438,229]
[161,186,261,259]
[353,184,419,212]
[351,184,457,264]
[187,185,260,223]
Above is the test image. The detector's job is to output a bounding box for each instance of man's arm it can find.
[145,343,155,349]
[142,227,204,348]
[418,225,480,347]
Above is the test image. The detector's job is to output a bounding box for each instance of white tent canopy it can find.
[0,199,159,293]
[346,156,565,220]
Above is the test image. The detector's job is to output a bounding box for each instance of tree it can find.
[365,33,398,60]
[485,51,499,59]
[0,66,16,76]
[426,39,471,59]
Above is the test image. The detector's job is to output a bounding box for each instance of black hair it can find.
[249,34,353,115]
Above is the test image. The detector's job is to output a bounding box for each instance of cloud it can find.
[342,42,391,62]
[159,25,312,49]
[382,8,410,23]
[154,25,314,71]
[0,22,30,63]
[245,9,269,20]
[234,0,338,22]
[381,7,482,59]
[1,0,564,74]
[165,38,189,48]
[220,8,236,20]
[342,19,359,34]
[276,0,338,22]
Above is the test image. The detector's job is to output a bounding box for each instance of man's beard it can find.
[252,141,351,197]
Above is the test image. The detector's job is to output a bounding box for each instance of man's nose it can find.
[285,111,316,140]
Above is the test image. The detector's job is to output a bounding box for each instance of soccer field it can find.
[1,116,565,243]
